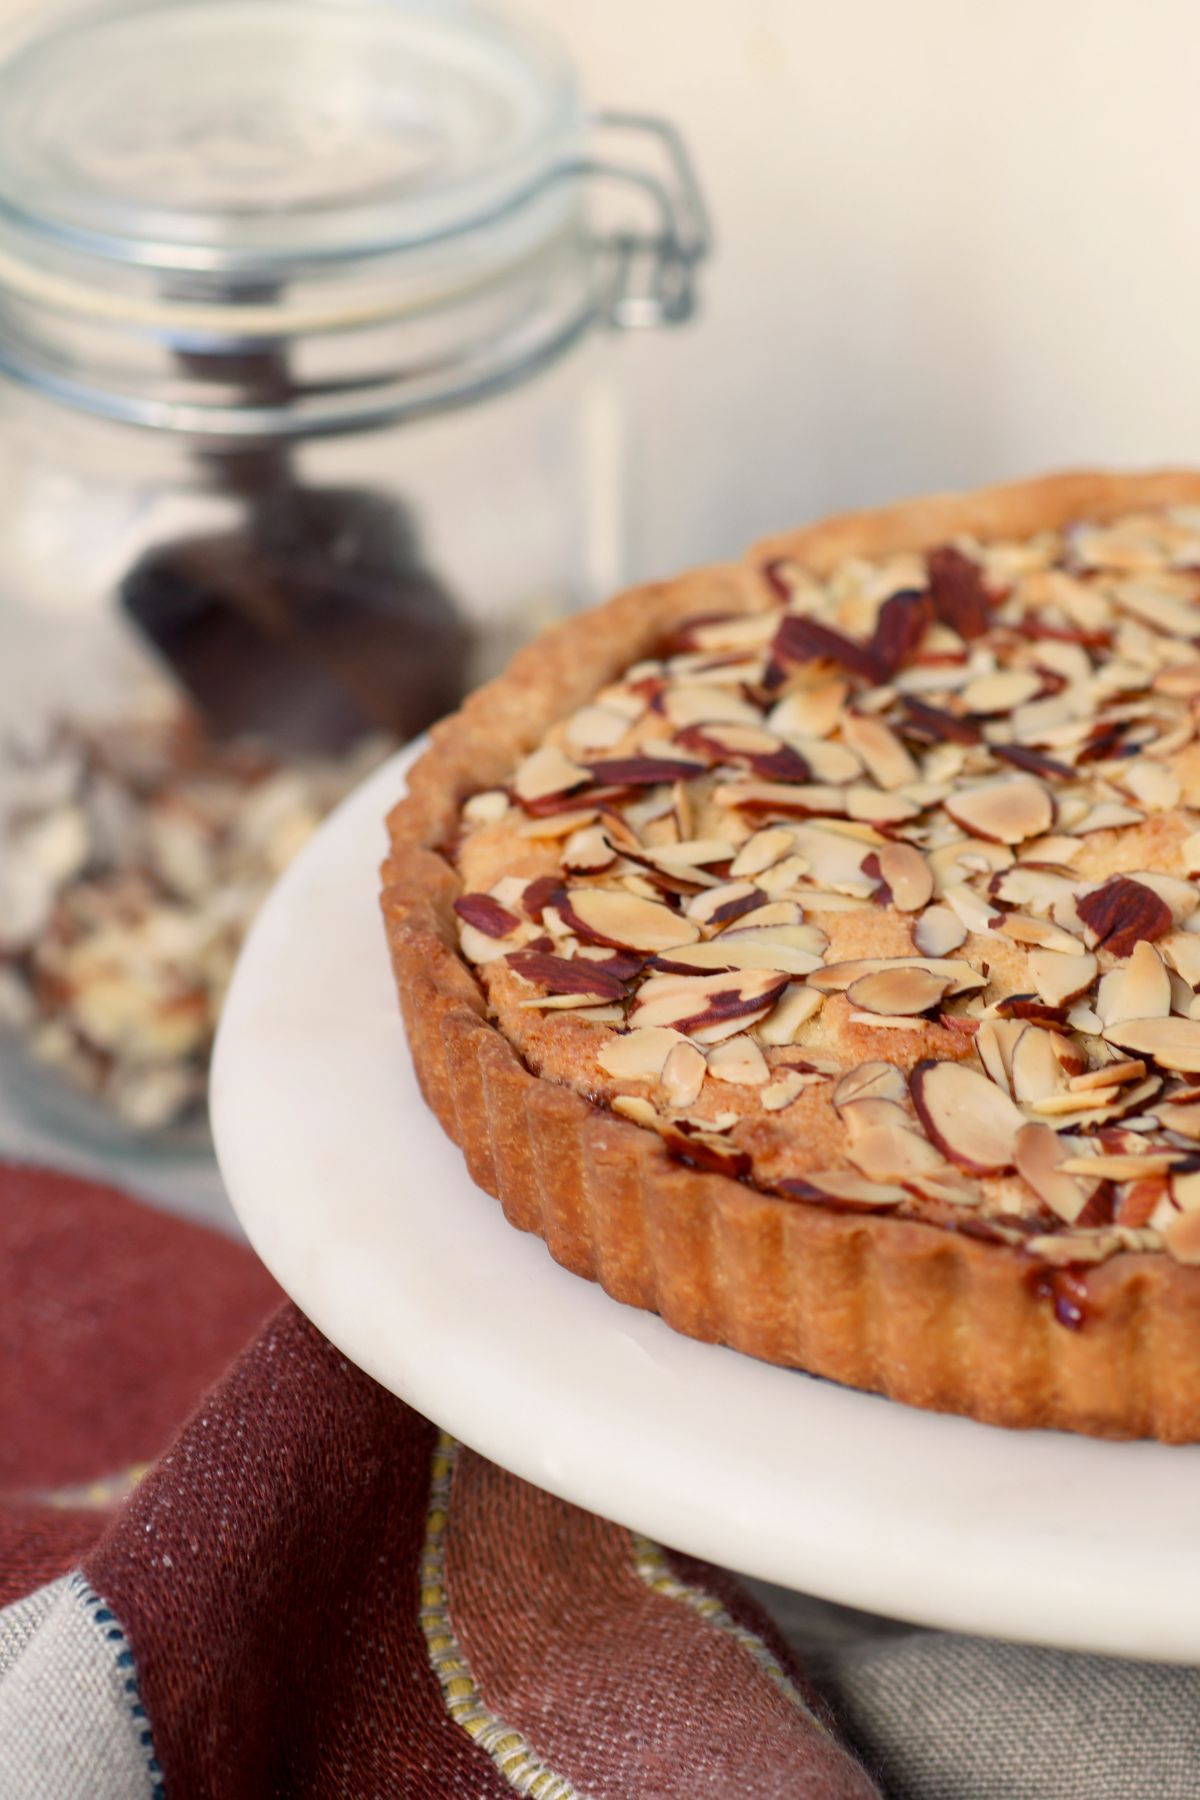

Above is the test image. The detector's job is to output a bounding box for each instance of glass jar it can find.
[0,0,709,1154]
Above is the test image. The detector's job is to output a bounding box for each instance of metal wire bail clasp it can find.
[582,111,713,331]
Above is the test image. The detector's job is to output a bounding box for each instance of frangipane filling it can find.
[451,509,1200,1273]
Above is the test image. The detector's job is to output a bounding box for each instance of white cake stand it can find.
[211,746,1200,1662]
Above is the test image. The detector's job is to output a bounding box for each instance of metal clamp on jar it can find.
[0,0,709,1148]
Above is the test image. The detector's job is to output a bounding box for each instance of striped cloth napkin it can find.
[1,1162,1196,1800]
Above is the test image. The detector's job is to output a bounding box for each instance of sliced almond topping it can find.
[1101,939,1172,1027]
[841,712,919,790]
[810,956,984,996]
[631,968,787,1035]
[755,983,824,1045]
[1120,871,1200,926]
[1025,1232,1121,1267]
[729,827,795,878]
[1029,1089,1120,1115]
[1119,761,1181,813]
[656,936,823,977]
[1109,575,1200,638]
[1058,1152,1181,1179]
[974,1017,1024,1094]
[1010,1026,1072,1104]
[846,966,951,1016]
[766,681,849,741]
[661,1039,707,1108]
[761,1071,807,1110]
[845,1112,955,1184]
[913,903,968,957]
[596,1026,684,1083]
[686,880,763,926]
[961,668,1043,714]
[1069,1058,1146,1092]
[910,1059,1026,1172]
[844,786,923,825]
[1015,1122,1098,1223]
[562,824,618,874]
[517,805,601,840]
[1070,801,1146,835]
[563,887,700,953]
[706,1036,769,1086]
[944,775,1053,845]
[998,913,1086,955]
[1160,932,1200,989]
[1027,948,1098,1008]
[463,789,510,825]
[847,1013,926,1029]
[513,744,591,806]
[944,883,1003,937]
[564,704,632,752]
[875,840,934,912]
[833,1061,910,1110]
[1102,1016,1200,1071]
[661,682,763,729]
[720,900,804,932]
[779,1171,907,1209]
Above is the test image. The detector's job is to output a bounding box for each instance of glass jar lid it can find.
[0,0,581,275]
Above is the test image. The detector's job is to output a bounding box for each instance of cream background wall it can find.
[518,0,1200,578]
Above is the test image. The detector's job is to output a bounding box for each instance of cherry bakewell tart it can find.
[381,471,1200,1441]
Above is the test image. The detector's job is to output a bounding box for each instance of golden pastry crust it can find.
[381,470,1200,1441]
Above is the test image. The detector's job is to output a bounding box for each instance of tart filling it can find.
[449,506,1200,1277]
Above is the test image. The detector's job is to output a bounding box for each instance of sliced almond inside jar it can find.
[910,1059,1026,1172]
[944,775,1053,844]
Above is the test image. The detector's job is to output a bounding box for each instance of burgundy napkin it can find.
[0,1163,876,1798]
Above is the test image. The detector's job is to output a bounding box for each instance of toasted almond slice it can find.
[1119,761,1181,812]
[518,806,602,840]
[612,1094,661,1128]
[463,788,510,825]
[729,827,796,878]
[1155,663,1200,696]
[1010,1026,1072,1104]
[1058,1152,1182,1179]
[1102,1015,1200,1070]
[845,1114,954,1183]
[660,1039,708,1108]
[1070,1058,1147,1092]
[706,1037,769,1085]
[974,1017,1023,1095]
[712,781,847,817]
[597,1026,684,1082]
[809,956,985,996]
[1160,932,1200,988]
[1106,940,1172,1027]
[1171,1168,1200,1213]
[757,854,814,896]
[755,984,824,1045]
[943,883,1002,937]
[944,775,1053,844]
[846,966,951,1016]
[913,903,968,956]
[961,668,1043,714]
[458,920,522,965]
[841,713,919,790]
[564,704,632,751]
[876,841,934,912]
[1029,1089,1121,1115]
[1019,834,1085,866]
[833,1061,910,1110]
[767,681,849,741]
[1119,871,1200,926]
[513,744,591,805]
[1026,1232,1122,1267]
[686,879,762,925]
[657,938,823,977]
[662,682,763,729]
[998,913,1085,955]
[1109,575,1200,638]
[564,887,700,953]
[844,786,922,825]
[800,739,863,783]
[1027,948,1098,1008]
[929,838,1014,894]
[910,1059,1026,1172]
[1015,1122,1098,1223]
[1070,801,1146,835]
[761,1071,807,1110]
[632,968,787,1034]
[781,1171,908,1208]
[1182,833,1200,878]
[562,824,618,874]
[988,866,1081,917]
[721,900,804,932]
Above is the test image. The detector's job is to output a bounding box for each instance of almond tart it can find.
[381,470,1200,1441]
